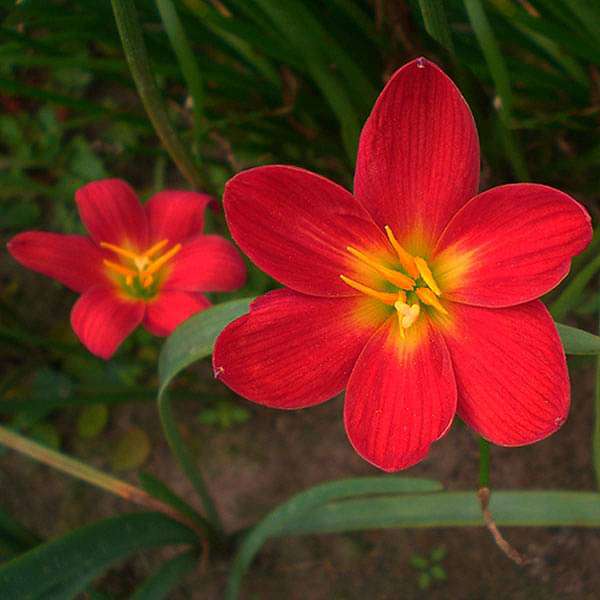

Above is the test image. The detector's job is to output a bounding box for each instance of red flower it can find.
[213,58,592,471]
[8,179,246,359]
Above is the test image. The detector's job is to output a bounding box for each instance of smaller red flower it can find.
[8,179,246,359]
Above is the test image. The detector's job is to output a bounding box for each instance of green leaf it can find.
[556,323,600,355]
[110,426,151,471]
[158,298,254,399]
[463,0,529,180]
[409,555,428,570]
[418,572,431,590]
[279,491,600,535]
[226,476,443,599]
[131,549,197,600]
[0,512,196,598]
[77,404,108,439]
[155,0,205,139]
[430,565,447,581]
[417,0,455,53]
[430,545,447,562]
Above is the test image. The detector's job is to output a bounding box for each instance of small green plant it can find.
[410,545,447,590]
[197,399,250,430]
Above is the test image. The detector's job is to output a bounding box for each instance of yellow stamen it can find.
[339,275,398,305]
[142,243,182,277]
[99,242,139,261]
[103,259,137,278]
[414,256,442,296]
[346,246,415,290]
[142,275,154,288]
[144,238,169,258]
[384,226,419,279]
[416,287,448,315]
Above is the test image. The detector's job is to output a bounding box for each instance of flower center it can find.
[100,239,181,298]
[340,226,447,337]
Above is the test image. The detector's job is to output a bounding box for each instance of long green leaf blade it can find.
[226,476,443,598]
[281,491,600,535]
[0,512,196,598]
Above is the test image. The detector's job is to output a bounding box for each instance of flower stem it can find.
[158,393,225,536]
[0,424,208,542]
[110,0,205,190]
[478,437,490,488]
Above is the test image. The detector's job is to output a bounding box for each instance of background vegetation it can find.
[0,0,599,597]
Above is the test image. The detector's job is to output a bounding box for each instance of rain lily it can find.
[213,58,592,471]
[8,179,246,359]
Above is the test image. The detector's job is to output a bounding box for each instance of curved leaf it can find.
[131,549,197,600]
[158,298,253,399]
[556,323,600,355]
[280,490,600,534]
[226,476,443,599]
[0,512,196,599]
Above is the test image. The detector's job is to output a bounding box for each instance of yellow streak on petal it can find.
[414,256,442,296]
[346,246,415,290]
[384,226,419,279]
[416,287,448,315]
[340,275,398,305]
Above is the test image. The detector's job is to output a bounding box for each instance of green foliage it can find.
[0,512,197,598]
[409,545,447,590]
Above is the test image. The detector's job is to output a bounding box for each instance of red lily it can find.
[213,58,592,472]
[8,179,246,359]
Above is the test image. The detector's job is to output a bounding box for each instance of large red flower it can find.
[213,58,592,471]
[8,179,246,359]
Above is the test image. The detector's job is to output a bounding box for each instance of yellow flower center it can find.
[100,238,181,298]
[340,226,447,337]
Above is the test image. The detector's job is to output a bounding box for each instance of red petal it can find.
[75,179,148,249]
[224,165,394,297]
[143,290,210,336]
[7,232,107,293]
[434,184,592,307]
[165,235,246,292]
[354,58,480,250]
[70,286,144,359]
[443,300,569,446]
[345,315,457,472]
[146,190,211,244]
[213,289,389,408]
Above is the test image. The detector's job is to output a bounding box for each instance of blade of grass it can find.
[594,288,600,489]
[155,0,205,146]
[417,0,455,53]
[111,0,205,189]
[463,0,529,180]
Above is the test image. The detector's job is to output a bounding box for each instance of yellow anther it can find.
[394,301,421,330]
[142,243,182,277]
[416,287,448,315]
[103,259,137,278]
[144,238,169,258]
[384,226,419,279]
[142,275,154,288]
[339,275,398,305]
[414,256,442,296]
[346,246,415,290]
[99,242,139,261]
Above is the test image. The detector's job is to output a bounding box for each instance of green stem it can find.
[0,425,207,540]
[158,393,225,536]
[111,0,205,189]
[479,437,490,488]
